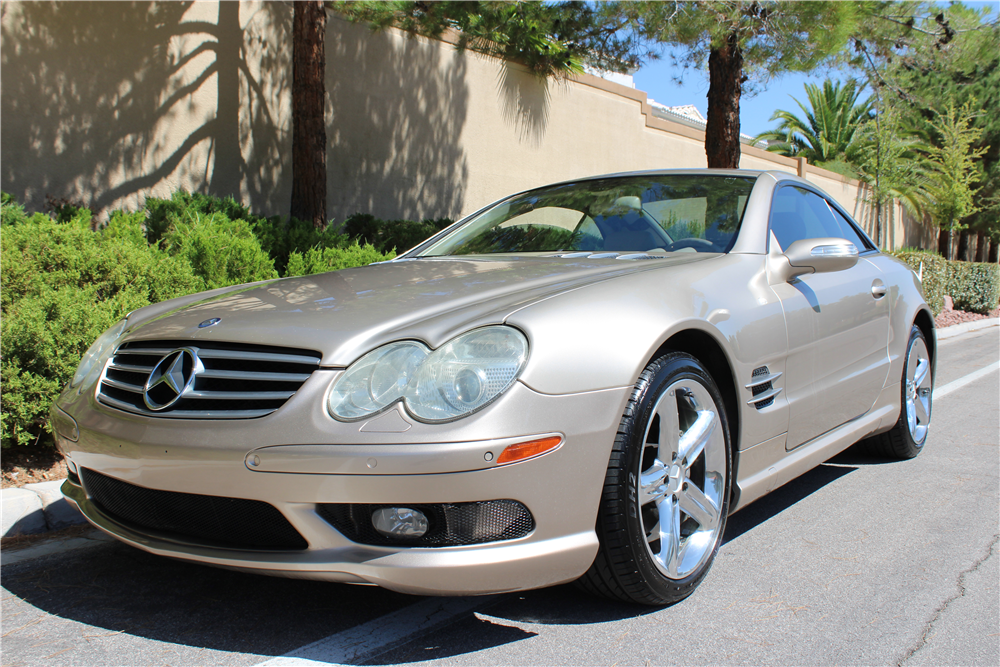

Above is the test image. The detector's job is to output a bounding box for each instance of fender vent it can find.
[747,366,782,410]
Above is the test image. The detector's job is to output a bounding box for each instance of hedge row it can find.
[0,192,451,449]
[889,250,999,316]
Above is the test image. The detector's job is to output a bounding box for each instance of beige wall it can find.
[1,1,936,249]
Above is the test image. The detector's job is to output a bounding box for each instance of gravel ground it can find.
[934,306,1000,328]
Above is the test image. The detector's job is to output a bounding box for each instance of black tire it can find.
[578,352,732,605]
[861,325,933,460]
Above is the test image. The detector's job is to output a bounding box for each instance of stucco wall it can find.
[1,1,936,249]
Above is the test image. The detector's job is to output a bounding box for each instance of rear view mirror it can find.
[773,237,859,282]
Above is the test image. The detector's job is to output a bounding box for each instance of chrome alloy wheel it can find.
[904,335,932,445]
[637,379,727,579]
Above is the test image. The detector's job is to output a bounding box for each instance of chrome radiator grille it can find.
[97,340,321,419]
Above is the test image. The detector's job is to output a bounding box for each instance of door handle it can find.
[871,280,887,299]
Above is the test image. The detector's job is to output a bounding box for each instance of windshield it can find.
[417,175,756,256]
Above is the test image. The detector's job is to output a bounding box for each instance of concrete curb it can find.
[937,318,999,341]
[1,479,86,538]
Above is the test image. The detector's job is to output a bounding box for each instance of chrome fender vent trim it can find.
[746,366,782,410]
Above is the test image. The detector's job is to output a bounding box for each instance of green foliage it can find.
[285,242,396,277]
[947,260,1000,314]
[160,212,278,290]
[1,202,202,448]
[144,190,265,245]
[342,213,453,254]
[335,1,633,78]
[890,250,947,315]
[757,79,873,165]
[925,100,988,235]
[251,215,350,276]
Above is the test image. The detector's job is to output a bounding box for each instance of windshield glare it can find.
[418,175,756,257]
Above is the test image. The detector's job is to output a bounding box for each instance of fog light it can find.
[371,507,429,539]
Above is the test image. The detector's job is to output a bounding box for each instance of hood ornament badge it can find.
[198,318,221,328]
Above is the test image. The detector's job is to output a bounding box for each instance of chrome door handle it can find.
[871,280,887,299]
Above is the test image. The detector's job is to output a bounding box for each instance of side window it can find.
[827,203,871,251]
[769,186,862,251]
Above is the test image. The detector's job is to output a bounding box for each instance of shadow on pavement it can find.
[3,457,878,664]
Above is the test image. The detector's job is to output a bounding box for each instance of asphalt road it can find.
[3,327,997,667]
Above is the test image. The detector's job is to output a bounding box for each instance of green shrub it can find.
[251,215,349,277]
[947,260,1000,314]
[161,211,278,290]
[343,213,452,254]
[1,206,202,448]
[285,242,395,277]
[144,191,265,244]
[890,250,947,315]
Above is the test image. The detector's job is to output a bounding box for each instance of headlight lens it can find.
[71,319,127,387]
[328,326,528,422]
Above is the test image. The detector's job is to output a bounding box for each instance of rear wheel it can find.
[862,325,932,459]
[578,352,732,605]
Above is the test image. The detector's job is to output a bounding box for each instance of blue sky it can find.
[631,0,999,139]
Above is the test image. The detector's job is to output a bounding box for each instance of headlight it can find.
[70,319,127,388]
[328,326,528,422]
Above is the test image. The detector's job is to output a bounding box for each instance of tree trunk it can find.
[990,240,998,264]
[937,227,951,259]
[974,230,986,262]
[705,31,743,169]
[956,228,970,261]
[291,1,327,229]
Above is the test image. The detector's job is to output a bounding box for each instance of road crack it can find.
[897,533,999,666]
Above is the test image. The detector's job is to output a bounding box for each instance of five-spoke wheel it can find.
[862,324,933,459]
[579,352,732,605]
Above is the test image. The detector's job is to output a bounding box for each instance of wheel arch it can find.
[913,306,937,377]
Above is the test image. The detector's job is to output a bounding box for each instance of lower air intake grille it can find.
[81,468,307,551]
[318,500,534,547]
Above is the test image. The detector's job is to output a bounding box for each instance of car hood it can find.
[124,255,712,365]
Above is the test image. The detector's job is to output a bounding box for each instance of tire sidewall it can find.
[616,353,733,602]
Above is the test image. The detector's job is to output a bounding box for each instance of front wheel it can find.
[578,352,732,605]
[862,325,933,459]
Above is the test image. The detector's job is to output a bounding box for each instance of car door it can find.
[768,185,891,450]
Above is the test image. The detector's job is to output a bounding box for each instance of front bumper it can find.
[56,380,630,596]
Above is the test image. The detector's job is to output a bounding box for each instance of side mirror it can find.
[773,237,859,283]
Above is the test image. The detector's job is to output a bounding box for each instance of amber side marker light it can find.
[496,436,563,465]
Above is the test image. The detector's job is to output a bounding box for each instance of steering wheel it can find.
[665,238,723,253]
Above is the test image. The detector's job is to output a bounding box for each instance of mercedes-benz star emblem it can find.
[143,348,201,411]
[198,318,221,328]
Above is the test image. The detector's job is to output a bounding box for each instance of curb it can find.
[937,318,999,341]
[1,479,86,538]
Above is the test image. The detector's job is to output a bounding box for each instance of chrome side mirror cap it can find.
[772,237,859,283]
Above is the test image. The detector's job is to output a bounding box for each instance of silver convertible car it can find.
[53,170,935,605]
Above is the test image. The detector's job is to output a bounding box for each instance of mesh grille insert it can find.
[81,468,307,550]
[318,500,535,547]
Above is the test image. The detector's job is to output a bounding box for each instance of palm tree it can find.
[755,79,873,176]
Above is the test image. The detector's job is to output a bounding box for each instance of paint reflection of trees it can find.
[1,2,289,214]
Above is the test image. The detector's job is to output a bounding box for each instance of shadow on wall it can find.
[327,17,469,224]
[1,1,290,216]
[496,61,550,147]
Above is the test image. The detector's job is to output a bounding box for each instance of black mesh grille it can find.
[318,500,535,547]
[81,468,307,550]
[750,366,775,409]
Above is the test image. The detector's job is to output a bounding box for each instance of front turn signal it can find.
[496,436,562,465]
